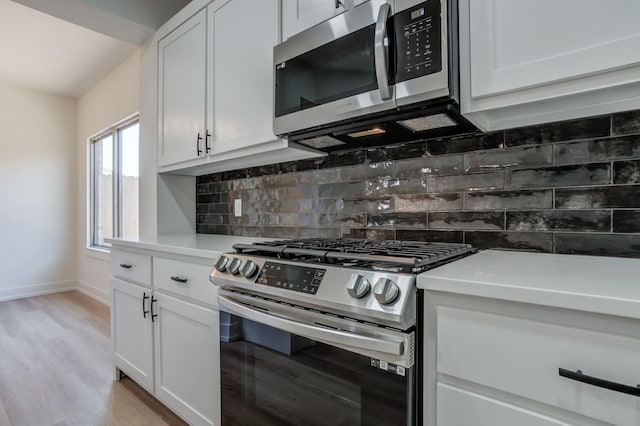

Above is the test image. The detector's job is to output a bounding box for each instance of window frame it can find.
[88,115,140,250]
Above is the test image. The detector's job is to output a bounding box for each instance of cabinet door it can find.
[208,0,281,155]
[158,9,208,167]
[111,278,154,392]
[468,0,640,100]
[154,293,220,426]
[282,0,346,40]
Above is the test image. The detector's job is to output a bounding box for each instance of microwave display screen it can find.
[275,24,378,117]
[395,0,442,83]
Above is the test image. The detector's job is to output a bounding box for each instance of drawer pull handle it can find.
[170,276,188,284]
[119,263,132,269]
[559,368,640,397]
[142,293,150,318]
[151,296,158,323]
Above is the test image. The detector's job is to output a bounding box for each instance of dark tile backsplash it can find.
[196,110,640,258]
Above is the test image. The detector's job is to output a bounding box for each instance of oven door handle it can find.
[374,3,392,101]
[218,295,404,356]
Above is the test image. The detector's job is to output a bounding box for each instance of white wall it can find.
[76,49,140,304]
[0,80,77,301]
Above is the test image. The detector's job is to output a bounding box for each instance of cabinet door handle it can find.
[119,263,132,269]
[559,368,640,397]
[205,130,211,153]
[170,276,188,283]
[196,132,203,156]
[151,296,158,323]
[142,292,150,318]
[335,0,344,8]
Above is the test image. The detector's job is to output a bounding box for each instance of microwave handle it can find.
[218,294,404,356]
[374,3,392,101]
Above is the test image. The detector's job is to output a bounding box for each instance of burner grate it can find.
[233,238,475,273]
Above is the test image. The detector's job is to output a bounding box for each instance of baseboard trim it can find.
[77,280,110,306]
[0,281,76,302]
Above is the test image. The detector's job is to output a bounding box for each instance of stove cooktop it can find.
[232,238,475,274]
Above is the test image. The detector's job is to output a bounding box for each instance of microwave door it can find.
[394,0,451,107]
[273,1,396,136]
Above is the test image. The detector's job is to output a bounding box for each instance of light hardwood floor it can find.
[0,291,187,426]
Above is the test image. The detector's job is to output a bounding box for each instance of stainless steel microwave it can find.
[273,0,476,152]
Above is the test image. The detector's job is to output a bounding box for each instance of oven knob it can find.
[374,278,400,305]
[240,260,258,278]
[227,258,242,275]
[347,275,371,299]
[214,255,229,272]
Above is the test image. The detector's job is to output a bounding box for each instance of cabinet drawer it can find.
[437,306,640,426]
[153,257,218,307]
[437,383,568,426]
[111,250,152,286]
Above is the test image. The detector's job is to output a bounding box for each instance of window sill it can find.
[85,246,111,262]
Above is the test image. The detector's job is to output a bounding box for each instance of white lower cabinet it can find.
[111,248,221,426]
[154,293,220,426]
[426,295,640,426]
[111,278,154,393]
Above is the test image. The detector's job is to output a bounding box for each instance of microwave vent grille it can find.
[399,113,458,132]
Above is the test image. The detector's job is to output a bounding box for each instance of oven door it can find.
[273,0,397,138]
[218,292,415,426]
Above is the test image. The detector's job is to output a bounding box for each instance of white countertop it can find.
[106,234,273,259]
[418,250,640,320]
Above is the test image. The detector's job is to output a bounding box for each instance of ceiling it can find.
[0,0,190,98]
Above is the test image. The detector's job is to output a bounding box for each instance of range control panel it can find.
[395,0,442,83]
[256,262,325,295]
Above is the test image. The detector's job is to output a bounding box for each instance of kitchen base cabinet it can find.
[154,293,220,426]
[110,246,222,426]
[424,294,640,426]
[111,278,154,393]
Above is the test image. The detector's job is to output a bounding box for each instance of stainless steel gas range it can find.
[210,238,475,426]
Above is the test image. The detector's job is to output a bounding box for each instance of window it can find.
[90,118,139,248]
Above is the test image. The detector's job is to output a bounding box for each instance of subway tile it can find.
[507,163,610,189]
[506,210,610,232]
[395,193,462,212]
[367,141,427,162]
[396,230,463,243]
[555,233,640,258]
[196,204,209,214]
[297,168,343,185]
[273,185,319,200]
[396,155,463,178]
[340,162,396,181]
[426,170,504,193]
[367,213,427,229]
[365,177,425,196]
[319,181,367,198]
[257,173,299,188]
[463,145,552,173]
[505,116,610,146]
[465,190,553,210]
[196,184,211,195]
[278,158,319,174]
[207,203,230,214]
[229,226,265,237]
[197,194,216,204]
[343,228,397,240]
[342,197,395,213]
[556,185,640,209]
[613,159,640,184]
[316,150,366,169]
[318,213,367,227]
[246,164,280,177]
[613,210,640,233]
[554,135,640,165]
[222,169,249,181]
[198,214,229,225]
[261,227,299,239]
[612,110,640,136]
[428,212,504,230]
[465,231,553,252]
[297,227,342,239]
[427,132,504,155]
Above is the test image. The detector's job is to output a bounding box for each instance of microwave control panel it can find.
[395,0,442,83]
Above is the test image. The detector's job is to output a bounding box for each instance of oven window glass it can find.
[220,314,410,426]
[275,25,378,117]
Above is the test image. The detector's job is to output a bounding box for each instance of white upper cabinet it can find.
[158,9,209,167]
[208,0,280,155]
[460,0,640,131]
[282,0,347,40]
